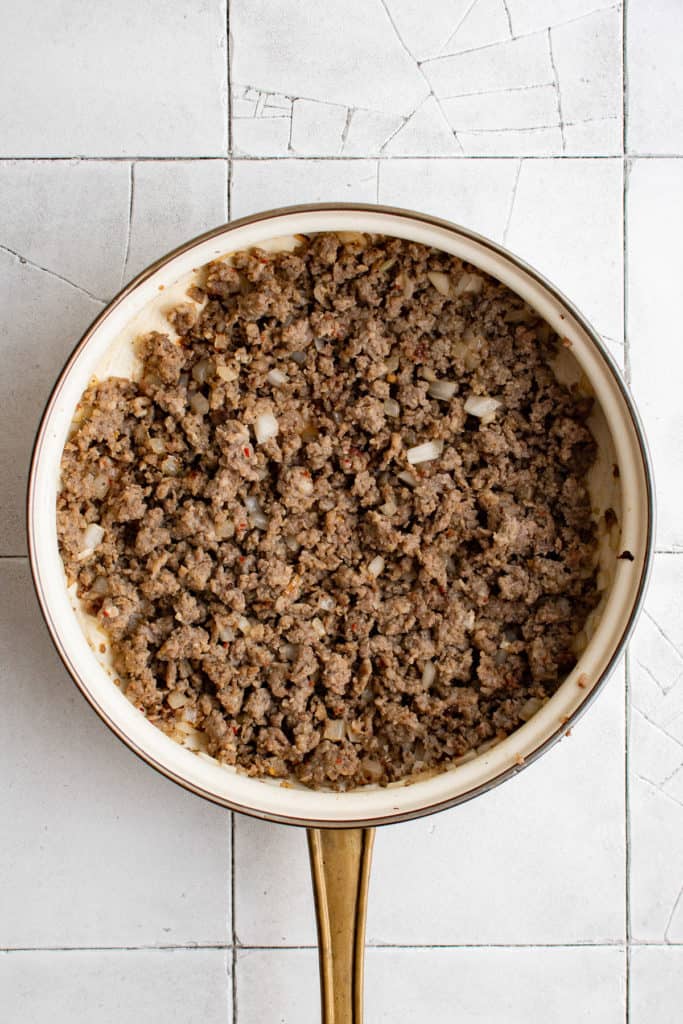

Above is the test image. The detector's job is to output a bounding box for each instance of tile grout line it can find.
[4,154,683,162]
[231,812,237,1023]
[622,4,631,1021]
[7,941,671,954]
[226,0,233,223]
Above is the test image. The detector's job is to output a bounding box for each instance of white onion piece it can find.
[319,594,335,611]
[464,395,501,424]
[324,718,346,741]
[336,231,366,244]
[192,358,212,384]
[380,498,397,516]
[384,398,400,417]
[397,470,417,487]
[167,689,188,709]
[236,615,251,635]
[218,624,235,642]
[427,380,457,402]
[254,411,279,444]
[311,617,326,638]
[216,364,239,382]
[80,523,104,554]
[189,392,210,415]
[368,555,385,577]
[291,351,307,365]
[427,271,451,296]
[406,440,444,465]
[267,368,288,386]
[314,338,326,353]
[297,474,314,496]
[520,697,543,721]
[245,495,268,530]
[455,272,484,296]
[148,436,165,454]
[422,661,436,687]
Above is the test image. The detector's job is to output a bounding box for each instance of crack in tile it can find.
[439,82,555,101]
[378,111,412,153]
[635,774,683,813]
[635,657,682,699]
[0,243,106,304]
[664,886,683,943]
[339,108,355,155]
[502,158,522,244]
[427,4,621,61]
[120,162,135,286]
[438,0,481,56]
[502,0,514,36]
[632,705,683,751]
[644,609,683,666]
[377,0,463,152]
[547,28,566,153]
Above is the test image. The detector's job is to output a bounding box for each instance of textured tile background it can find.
[0,0,680,1020]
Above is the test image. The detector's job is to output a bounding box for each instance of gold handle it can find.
[307,827,375,1024]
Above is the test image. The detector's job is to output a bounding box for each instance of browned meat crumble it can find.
[57,233,599,790]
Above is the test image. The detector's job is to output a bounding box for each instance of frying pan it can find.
[27,204,654,1022]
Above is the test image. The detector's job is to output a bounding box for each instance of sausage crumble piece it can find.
[57,233,599,790]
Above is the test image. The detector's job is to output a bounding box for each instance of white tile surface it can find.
[628,159,683,550]
[0,562,230,947]
[629,555,683,943]
[230,159,378,218]
[0,1,227,157]
[123,160,228,282]
[630,947,683,1023]
[237,946,626,1024]
[1,1,682,1019]
[1,949,231,1024]
[627,1,683,154]
[235,667,626,947]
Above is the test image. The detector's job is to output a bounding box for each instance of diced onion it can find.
[324,718,346,741]
[319,594,335,611]
[427,380,457,402]
[254,411,279,444]
[422,661,436,687]
[336,231,366,245]
[311,617,326,638]
[397,470,417,487]
[245,496,268,530]
[148,436,166,454]
[427,271,451,296]
[455,272,484,296]
[464,395,501,424]
[236,615,251,635]
[314,338,326,353]
[384,398,400,418]
[520,697,543,721]
[267,368,288,386]
[297,474,314,496]
[78,522,105,559]
[216,364,239,382]
[291,351,307,365]
[380,498,397,516]
[161,455,180,476]
[167,689,188,709]
[406,440,444,465]
[192,358,213,384]
[218,624,236,642]
[214,517,235,540]
[368,555,385,577]
[189,392,210,415]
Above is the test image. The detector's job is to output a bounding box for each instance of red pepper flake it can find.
[351,623,357,632]
[243,447,251,458]
[232,726,239,735]
[101,609,110,618]
[335,757,342,765]
[238,555,246,563]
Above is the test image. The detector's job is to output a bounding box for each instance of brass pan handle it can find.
[307,827,375,1024]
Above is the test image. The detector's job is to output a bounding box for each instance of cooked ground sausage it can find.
[57,233,599,789]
